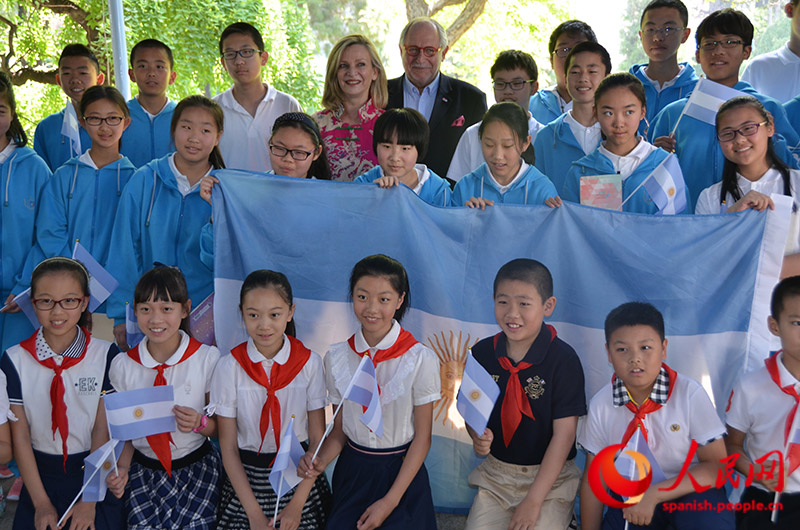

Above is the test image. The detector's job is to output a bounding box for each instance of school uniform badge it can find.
[524,376,545,400]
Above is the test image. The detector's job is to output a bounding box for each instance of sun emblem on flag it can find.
[470,390,481,401]
[428,330,475,425]
[668,187,675,197]
[102,461,112,471]
[133,407,144,419]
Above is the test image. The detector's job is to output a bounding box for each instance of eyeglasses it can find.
[83,116,124,126]
[641,26,684,39]
[716,121,768,142]
[492,79,536,91]
[553,47,573,58]
[269,144,313,161]
[403,46,441,58]
[699,39,744,51]
[221,48,259,61]
[32,297,85,311]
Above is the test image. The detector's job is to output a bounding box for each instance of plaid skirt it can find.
[126,440,220,530]
[217,449,331,529]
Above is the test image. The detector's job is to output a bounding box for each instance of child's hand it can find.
[106,466,129,498]
[113,323,129,352]
[270,494,304,530]
[246,511,271,530]
[653,133,676,152]
[1,293,20,313]
[471,428,493,456]
[465,197,494,209]
[622,490,658,527]
[200,175,220,205]
[545,196,562,208]
[759,472,783,492]
[173,405,202,433]
[34,502,59,530]
[374,176,400,188]
[509,496,542,530]
[297,452,322,479]
[357,496,396,530]
[728,190,774,213]
[60,501,96,530]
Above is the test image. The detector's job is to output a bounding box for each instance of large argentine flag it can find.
[210,171,790,511]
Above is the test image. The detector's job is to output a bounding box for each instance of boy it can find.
[465,259,585,530]
[650,8,800,212]
[741,1,800,103]
[528,20,596,126]
[214,22,301,172]
[33,44,104,171]
[447,50,541,183]
[629,0,696,133]
[121,39,177,168]
[725,276,800,529]
[533,41,610,194]
[579,302,732,530]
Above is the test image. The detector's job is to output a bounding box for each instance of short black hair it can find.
[493,259,553,300]
[640,0,689,28]
[565,41,612,76]
[548,20,597,55]
[219,22,264,55]
[349,255,410,322]
[134,265,191,334]
[491,50,538,82]
[696,8,754,48]
[130,39,174,69]
[595,72,646,109]
[372,108,429,161]
[771,276,800,318]
[604,302,665,343]
[58,44,100,73]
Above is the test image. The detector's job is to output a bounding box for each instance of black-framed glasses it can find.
[553,46,573,58]
[699,39,744,51]
[32,297,85,311]
[403,45,441,58]
[269,144,312,161]
[83,116,124,126]
[717,121,768,142]
[221,48,259,61]
[642,26,684,38]
[492,79,536,91]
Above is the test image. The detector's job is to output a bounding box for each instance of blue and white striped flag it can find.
[11,288,38,328]
[615,428,666,498]
[104,386,175,441]
[642,154,687,215]
[61,101,82,156]
[456,352,500,435]
[268,416,305,498]
[683,78,747,125]
[126,303,145,348]
[82,439,124,502]
[345,356,383,437]
[72,240,119,312]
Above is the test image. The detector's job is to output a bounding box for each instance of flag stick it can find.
[104,400,120,477]
[57,442,114,527]
[619,154,672,210]
[273,477,283,525]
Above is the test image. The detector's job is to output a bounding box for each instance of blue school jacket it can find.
[528,89,563,126]
[121,98,177,168]
[33,108,92,171]
[452,163,557,206]
[649,81,800,212]
[354,165,451,207]
[0,147,51,351]
[106,155,213,325]
[533,114,596,195]
[785,94,800,134]
[630,62,698,136]
[562,146,685,215]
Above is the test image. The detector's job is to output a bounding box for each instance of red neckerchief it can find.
[126,336,202,475]
[495,325,557,447]
[347,327,418,410]
[230,336,311,454]
[765,353,800,474]
[614,363,677,446]
[21,328,90,469]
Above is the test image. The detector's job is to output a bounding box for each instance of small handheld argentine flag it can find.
[642,154,687,215]
[61,101,82,156]
[456,352,500,435]
[10,288,39,328]
[72,240,119,312]
[82,439,124,502]
[682,78,746,126]
[126,303,145,347]
[104,386,176,440]
[615,428,666,502]
[344,357,383,437]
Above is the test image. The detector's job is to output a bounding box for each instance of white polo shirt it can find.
[214,84,302,172]
[324,321,440,449]
[210,336,326,453]
[726,352,800,493]
[598,138,658,180]
[0,371,12,424]
[109,331,220,460]
[578,373,725,479]
[741,44,800,103]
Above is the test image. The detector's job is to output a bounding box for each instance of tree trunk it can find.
[403,0,487,48]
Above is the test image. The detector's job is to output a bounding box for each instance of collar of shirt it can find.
[403,74,441,121]
[332,98,381,122]
[245,335,291,367]
[735,167,782,195]
[168,153,209,196]
[137,330,191,368]
[777,351,800,393]
[495,323,553,365]
[489,161,529,194]
[35,326,86,361]
[78,150,99,169]
[641,64,685,92]
[544,86,572,114]
[599,138,657,179]
[413,164,430,193]
[528,115,544,137]
[353,319,401,353]
[136,95,170,121]
[564,111,601,154]
[218,84,276,117]
[0,142,17,165]
[612,365,670,407]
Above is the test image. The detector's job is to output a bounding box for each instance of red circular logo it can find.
[587,443,653,508]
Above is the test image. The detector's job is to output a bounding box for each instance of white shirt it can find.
[726,352,800,493]
[490,161,529,194]
[0,371,12,425]
[579,373,725,479]
[599,138,658,180]
[0,142,17,165]
[214,84,302,172]
[640,65,685,92]
[78,150,99,169]
[446,116,542,183]
[563,111,602,155]
[324,321,441,449]
[137,96,169,122]
[168,153,209,197]
[109,331,220,460]
[370,164,431,195]
[209,336,326,453]
[741,43,800,103]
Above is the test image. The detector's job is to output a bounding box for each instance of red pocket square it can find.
[451,115,465,127]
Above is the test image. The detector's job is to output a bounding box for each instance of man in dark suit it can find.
[387,17,487,182]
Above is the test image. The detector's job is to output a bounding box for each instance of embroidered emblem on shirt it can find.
[24,197,35,210]
[670,423,680,432]
[524,376,546,400]
[74,376,98,395]
[491,374,500,383]
[184,380,192,395]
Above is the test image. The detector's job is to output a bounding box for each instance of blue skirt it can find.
[326,440,436,530]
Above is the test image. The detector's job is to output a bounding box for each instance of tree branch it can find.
[35,0,100,44]
[9,68,57,86]
[430,0,466,17]
[444,0,487,47]
[0,13,16,73]
[406,0,430,19]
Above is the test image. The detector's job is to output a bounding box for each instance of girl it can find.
[268,112,331,180]
[299,254,440,530]
[211,270,331,529]
[452,102,557,208]
[106,95,224,351]
[696,96,800,277]
[559,73,687,213]
[0,257,123,530]
[106,266,221,528]
[354,108,451,207]
[0,71,51,351]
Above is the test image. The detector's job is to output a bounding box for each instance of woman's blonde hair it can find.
[321,34,387,111]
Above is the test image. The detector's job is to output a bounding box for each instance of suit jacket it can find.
[388,74,487,180]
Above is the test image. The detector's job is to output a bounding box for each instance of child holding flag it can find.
[725,276,800,529]
[464,258,585,530]
[211,270,331,529]
[299,254,440,529]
